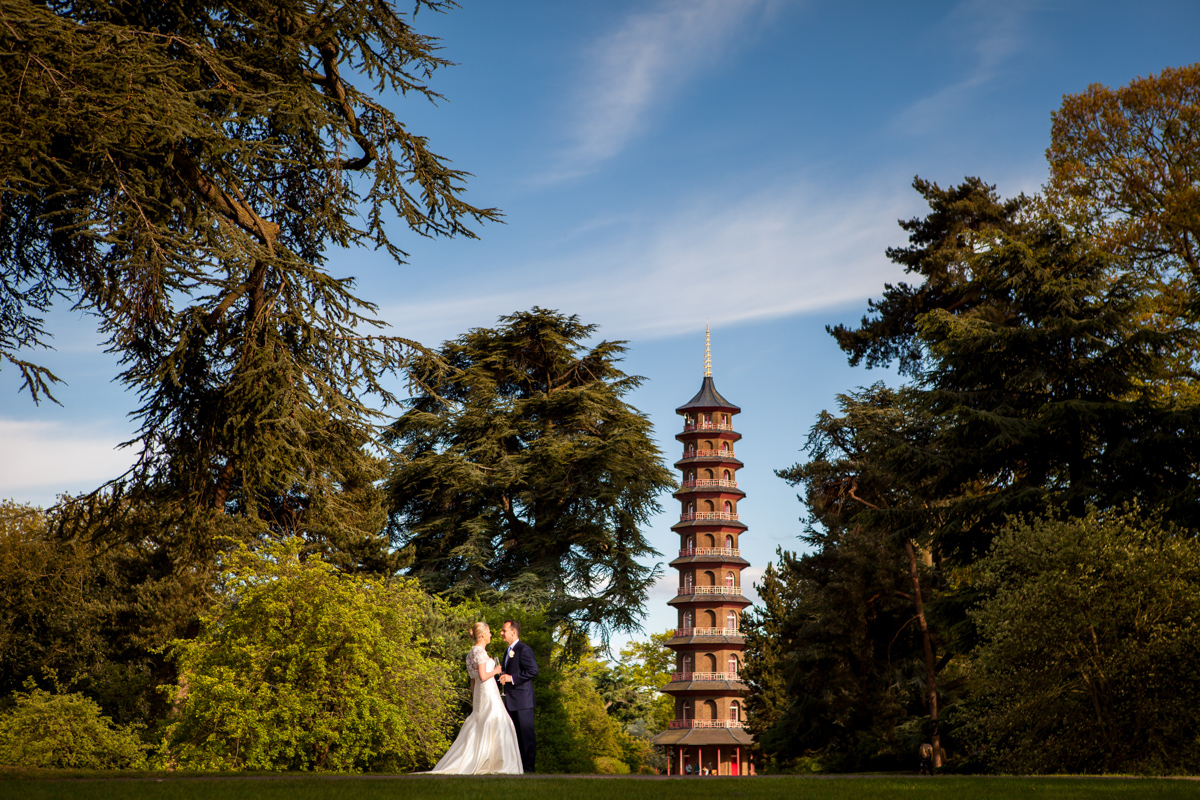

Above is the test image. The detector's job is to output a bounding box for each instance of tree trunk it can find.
[905,538,941,769]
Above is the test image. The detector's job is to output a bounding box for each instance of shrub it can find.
[0,682,147,769]
[163,538,457,772]
[964,508,1200,774]
[594,755,631,775]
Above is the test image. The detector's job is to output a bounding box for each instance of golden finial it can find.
[704,324,711,377]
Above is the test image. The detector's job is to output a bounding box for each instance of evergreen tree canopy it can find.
[829,177,1032,377]
[384,308,674,641]
[826,180,1200,562]
[915,217,1200,559]
[0,0,497,529]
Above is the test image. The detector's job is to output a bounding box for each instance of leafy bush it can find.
[965,509,1200,774]
[0,682,147,769]
[594,755,630,775]
[163,538,458,772]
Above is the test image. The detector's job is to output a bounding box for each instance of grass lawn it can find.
[1,774,1196,800]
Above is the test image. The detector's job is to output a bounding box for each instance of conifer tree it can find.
[384,309,674,641]
[0,1,498,548]
[831,179,1200,560]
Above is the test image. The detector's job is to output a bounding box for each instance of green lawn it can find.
[1,775,1197,800]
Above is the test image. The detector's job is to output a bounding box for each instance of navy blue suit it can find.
[501,639,538,772]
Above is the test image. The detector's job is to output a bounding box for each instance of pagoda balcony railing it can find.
[668,719,747,729]
[677,585,740,596]
[671,671,740,682]
[682,421,734,432]
[678,547,741,558]
[679,478,737,489]
[680,448,736,460]
[674,626,743,637]
[678,511,739,522]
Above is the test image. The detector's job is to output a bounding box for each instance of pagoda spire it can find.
[704,324,711,377]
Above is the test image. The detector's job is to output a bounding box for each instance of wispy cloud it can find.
[894,0,1036,134]
[381,177,912,345]
[0,419,134,504]
[546,0,771,181]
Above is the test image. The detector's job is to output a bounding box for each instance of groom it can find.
[498,619,538,773]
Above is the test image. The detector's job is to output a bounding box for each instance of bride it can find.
[430,622,523,774]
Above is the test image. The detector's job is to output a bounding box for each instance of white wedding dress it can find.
[430,645,523,774]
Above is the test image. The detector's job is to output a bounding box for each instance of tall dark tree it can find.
[0,1,498,542]
[384,308,675,641]
[914,217,1200,559]
[768,385,948,770]
[832,179,1200,562]
[742,537,929,772]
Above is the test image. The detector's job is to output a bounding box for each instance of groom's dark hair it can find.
[503,619,521,636]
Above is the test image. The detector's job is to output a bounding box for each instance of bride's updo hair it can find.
[470,622,489,641]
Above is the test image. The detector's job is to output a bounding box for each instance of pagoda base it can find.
[652,730,755,776]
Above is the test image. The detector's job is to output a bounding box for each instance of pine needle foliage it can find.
[0,0,498,528]
[383,308,674,643]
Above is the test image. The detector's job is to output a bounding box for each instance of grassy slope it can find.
[1,775,1197,800]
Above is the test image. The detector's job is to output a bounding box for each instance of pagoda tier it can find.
[652,329,754,777]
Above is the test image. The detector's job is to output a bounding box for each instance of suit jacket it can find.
[501,639,539,711]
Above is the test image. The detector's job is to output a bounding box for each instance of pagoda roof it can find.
[676,377,740,414]
[652,727,754,746]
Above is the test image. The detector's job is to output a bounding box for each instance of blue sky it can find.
[2,1,1198,650]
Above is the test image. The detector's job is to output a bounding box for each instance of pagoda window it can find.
[726,571,736,589]
[685,535,694,550]
[703,700,718,720]
[723,500,733,513]
[682,701,693,720]
[704,468,714,479]
[686,502,694,515]
[721,441,729,452]
[704,413,712,424]
[683,611,693,628]
[729,654,739,674]
[722,469,731,481]
[730,701,740,722]
[725,534,733,549]
[727,610,737,629]
[684,572,694,590]
[722,414,729,425]
[682,655,692,672]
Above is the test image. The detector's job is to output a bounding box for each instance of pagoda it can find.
[653,327,753,776]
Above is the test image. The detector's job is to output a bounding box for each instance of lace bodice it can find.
[466,644,487,677]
